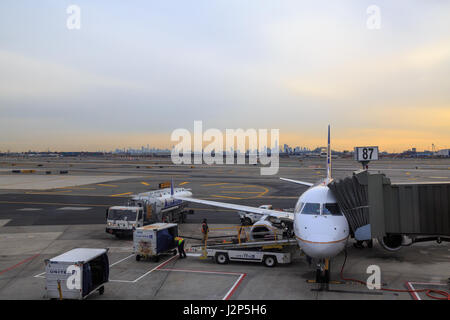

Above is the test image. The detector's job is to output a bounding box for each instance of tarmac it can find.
[0,157,449,300]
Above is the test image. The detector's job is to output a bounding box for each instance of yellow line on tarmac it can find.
[110,192,133,197]
[141,182,150,186]
[179,182,190,186]
[212,195,245,200]
[97,184,118,187]
[219,185,263,189]
[201,183,229,187]
[220,191,260,194]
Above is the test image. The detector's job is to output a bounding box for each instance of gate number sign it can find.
[354,146,379,162]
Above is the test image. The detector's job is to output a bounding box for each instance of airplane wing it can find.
[175,196,294,221]
[279,177,313,187]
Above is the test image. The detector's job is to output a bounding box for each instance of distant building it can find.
[436,149,450,157]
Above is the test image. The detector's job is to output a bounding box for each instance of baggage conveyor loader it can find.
[191,225,297,267]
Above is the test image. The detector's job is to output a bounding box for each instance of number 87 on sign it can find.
[354,146,379,162]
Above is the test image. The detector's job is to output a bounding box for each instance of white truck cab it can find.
[106,206,145,238]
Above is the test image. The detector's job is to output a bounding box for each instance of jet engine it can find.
[378,234,404,251]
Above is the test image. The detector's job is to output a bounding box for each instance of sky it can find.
[0,0,449,152]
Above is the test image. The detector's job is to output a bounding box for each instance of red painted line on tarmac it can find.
[155,255,179,270]
[223,273,247,300]
[0,253,40,276]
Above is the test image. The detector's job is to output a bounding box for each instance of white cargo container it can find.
[45,248,109,300]
[134,223,178,262]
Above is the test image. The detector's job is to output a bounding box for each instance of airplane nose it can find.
[297,235,347,259]
[295,217,349,259]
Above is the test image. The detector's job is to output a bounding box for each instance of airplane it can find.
[175,125,350,283]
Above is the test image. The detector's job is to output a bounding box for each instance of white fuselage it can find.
[293,185,349,259]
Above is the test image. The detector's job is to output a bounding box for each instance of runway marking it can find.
[17,208,42,211]
[201,183,229,187]
[97,184,118,187]
[157,267,247,300]
[213,184,270,200]
[0,253,40,276]
[109,254,134,267]
[405,281,449,300]
[26,190,73,195]
[220,191,261,194]
[0,200,111,207]
[110,192,133,197]
[224,273,247,300]
[141,182,150,186]
[212,195,245,200]
[60,187,96,190]
[179,181,190,186]
[132,255,178,283]
[108,255,179,283]
[56,207,92,211]
[0,219,11,227]
[219,185,263,189]
[255,186,269,198]
[428,176,448,179]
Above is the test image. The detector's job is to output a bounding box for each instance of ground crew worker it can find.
[201,219,209,244]
[174,236,186,258]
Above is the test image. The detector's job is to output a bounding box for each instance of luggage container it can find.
[45,248,109,300]
[134,223,178,262]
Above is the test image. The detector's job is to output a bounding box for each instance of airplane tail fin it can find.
[326,124,332,182]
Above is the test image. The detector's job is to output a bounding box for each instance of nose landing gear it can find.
[307,258,343,289]
[315,259,330,284]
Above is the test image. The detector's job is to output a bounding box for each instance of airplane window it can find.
[301,203,320,215]
[295,202,304,213]
[323,203,342,216]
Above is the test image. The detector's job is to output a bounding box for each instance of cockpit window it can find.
[323,203,342,216]
[301,203,321,215]
[295,202,304,214]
